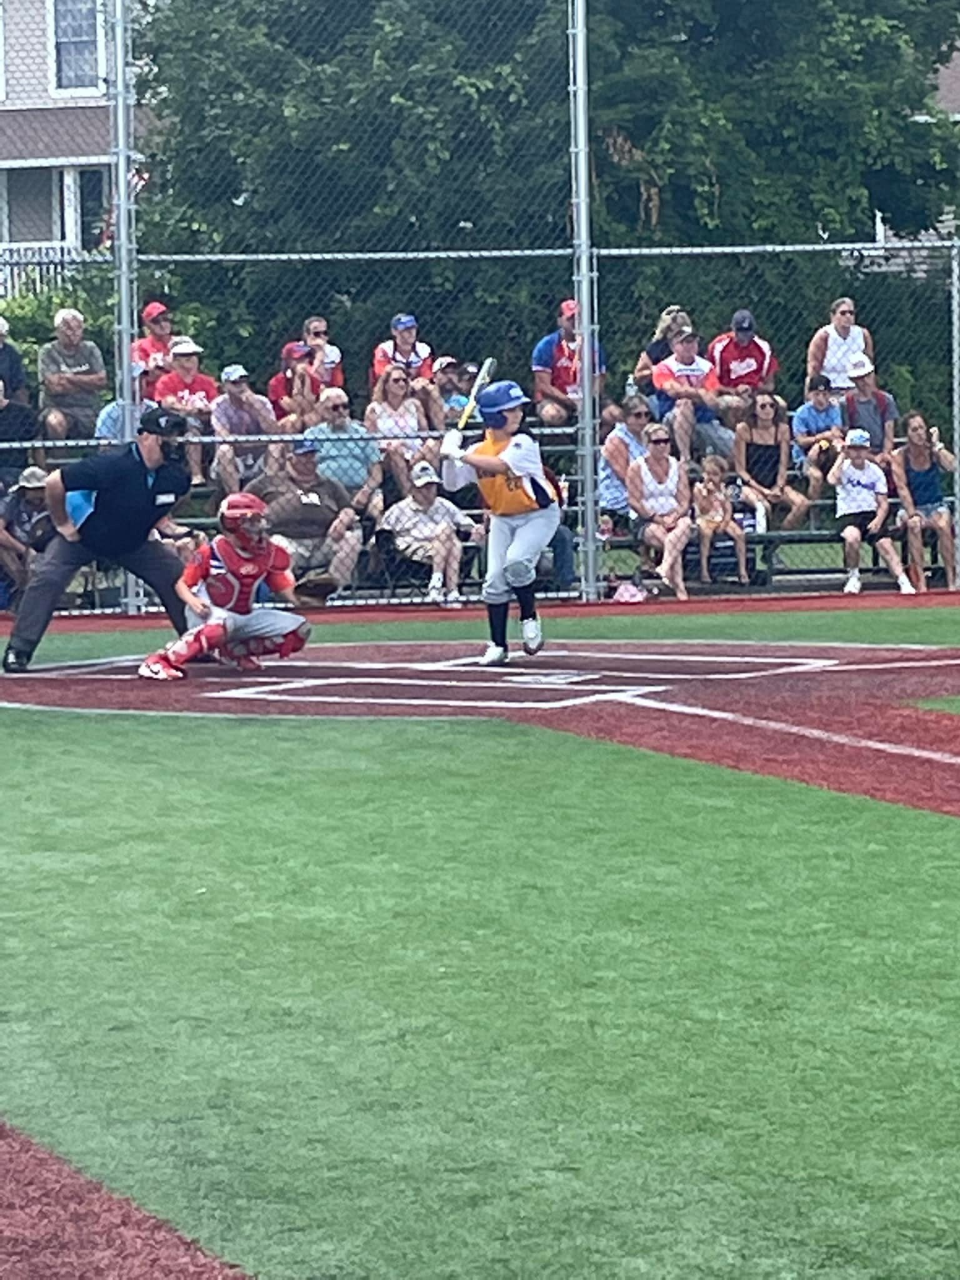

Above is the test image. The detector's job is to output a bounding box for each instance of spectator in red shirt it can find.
[302,315,345,390]
[154,338,220,485]
[708,309,778,394]
[266,342,321,425]
[131,301,173,399]
[651,326,729,463]
[371,313,434,384]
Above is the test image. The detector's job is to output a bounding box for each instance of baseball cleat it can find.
[138,654,185,681]
[521,616,544,656]
[843,571,862,595]
[2,646,31,674]
[478,643,509,667]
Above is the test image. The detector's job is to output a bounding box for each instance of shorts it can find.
[211,448,266,483]
[693,420,735,459]
[271,533,337,578]
[39,407,95,439]
[839,511,891,544]
[895,502,949,525]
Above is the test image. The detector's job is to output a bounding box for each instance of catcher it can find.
[138,492,311,680]
[0,466,56,605]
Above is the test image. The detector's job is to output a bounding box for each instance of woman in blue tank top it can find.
[597,397,653,533]
[890,411,956,591]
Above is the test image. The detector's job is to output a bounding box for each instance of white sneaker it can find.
[897,574,917,595]
[843,571,862,595]
[521,616,544,655]
[478,644,508,667]
[442,589,465,609]
[425,573,444,606]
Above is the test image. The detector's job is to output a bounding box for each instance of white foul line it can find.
[623,694,960,769]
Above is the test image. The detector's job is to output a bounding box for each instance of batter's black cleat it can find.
[2,646,31,674]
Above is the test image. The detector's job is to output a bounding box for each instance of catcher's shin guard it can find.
[166,621,228,668]
[240,619,311,661]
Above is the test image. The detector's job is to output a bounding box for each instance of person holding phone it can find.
[890,412,957,592]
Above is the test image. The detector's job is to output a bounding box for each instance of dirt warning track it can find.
[4,639,960,817]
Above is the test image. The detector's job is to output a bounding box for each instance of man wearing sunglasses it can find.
[132,301,174,399]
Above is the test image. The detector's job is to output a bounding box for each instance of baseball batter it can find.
[440,380,560,665]
[138,492,311,679]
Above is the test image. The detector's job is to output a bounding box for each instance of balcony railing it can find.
[0,241,109,298]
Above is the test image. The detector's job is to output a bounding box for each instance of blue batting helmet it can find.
[477,380,531,426]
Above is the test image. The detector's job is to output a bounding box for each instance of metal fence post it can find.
[568,0,598,600]
[952,241,960,589]
[109,0,144,615]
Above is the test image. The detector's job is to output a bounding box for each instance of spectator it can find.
[211,364,285,494]
[890,412,957,593]
[625,421,693,599]
[693,454,749,585]
[267,342,320,423]
[597,396,653,534]
[378,459,482,606]
[791,374,844,502]
[651,325,730,463]
[132,301,173,400]
[94,362,157,444]
[154,337,220,485]
[38,308,107,439]
[633,305,704,395]
[839,354,897,468]
[302,315,345,390]
[0,316,28,406]
[531,299,607,428]
[304,388,383,520]
[371,313,434,383]
[0,383,39,495]
[0,466,54,603]
[708,309,778,394]
[245,439,362,595]
[806,297,874,391]
[827,429,915,596]
[733,392,810,532]
[434,356,471,422]
[365,367,434,496]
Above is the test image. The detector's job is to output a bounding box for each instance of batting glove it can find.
[440,428,465,461]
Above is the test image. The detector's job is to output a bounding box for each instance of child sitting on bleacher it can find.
[693,455,749,585]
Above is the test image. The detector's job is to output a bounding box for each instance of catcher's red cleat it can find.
[138,653,185,681]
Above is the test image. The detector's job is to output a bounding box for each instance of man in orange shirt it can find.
[651,325,732,463]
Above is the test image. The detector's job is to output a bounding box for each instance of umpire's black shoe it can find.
[2,646,31,674]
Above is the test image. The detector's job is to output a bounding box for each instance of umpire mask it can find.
[160,436,187,466]
[139,407,189,466]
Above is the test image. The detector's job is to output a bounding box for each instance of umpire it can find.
[2,408,191,674]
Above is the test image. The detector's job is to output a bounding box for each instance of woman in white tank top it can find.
[806,297,875,391]
[625,421,693,599]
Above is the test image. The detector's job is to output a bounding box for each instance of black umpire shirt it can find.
[61,442,190,557]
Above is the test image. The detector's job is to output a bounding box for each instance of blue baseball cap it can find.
[477,380,531,420]
[391,313,417,331]
[293,437,318,455]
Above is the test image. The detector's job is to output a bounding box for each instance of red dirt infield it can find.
[5,638,960,817]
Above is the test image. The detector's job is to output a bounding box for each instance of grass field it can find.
[3,603,960,1279]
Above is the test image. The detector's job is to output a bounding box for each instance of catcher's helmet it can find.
[219,491,269,551]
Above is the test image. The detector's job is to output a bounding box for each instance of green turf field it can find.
[3,605,960,1279]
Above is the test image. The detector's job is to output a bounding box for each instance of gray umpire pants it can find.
[10,535,187,656]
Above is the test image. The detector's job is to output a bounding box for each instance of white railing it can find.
[0,241,92,298]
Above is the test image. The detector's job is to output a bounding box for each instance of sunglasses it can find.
[329,401,349,409]
[309,329,328,337]
[648,436,671,445]
[836,309,855,316]
[627,410,651,420]
[389,376,409,384]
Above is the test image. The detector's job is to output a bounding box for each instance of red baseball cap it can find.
[142,301,170,322]
[281,341,312,362]
[559,299,579,318]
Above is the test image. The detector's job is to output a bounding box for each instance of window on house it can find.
[54,0,100,91]
[79,169,108,249]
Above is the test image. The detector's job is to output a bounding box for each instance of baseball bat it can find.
[457,357,497,431]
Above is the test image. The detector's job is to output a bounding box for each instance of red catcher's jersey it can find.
[182,535,295,613]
